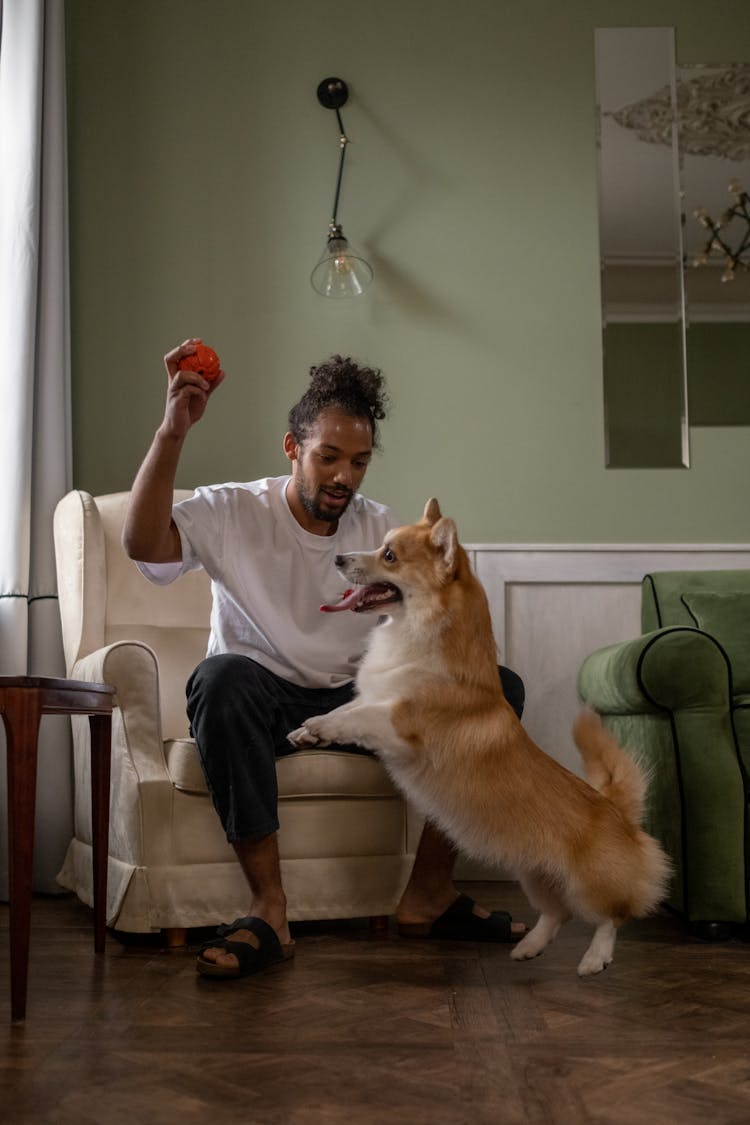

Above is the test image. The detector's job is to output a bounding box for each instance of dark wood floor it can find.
[2,883,750,1124]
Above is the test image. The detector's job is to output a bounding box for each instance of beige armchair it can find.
[53,490,417,936]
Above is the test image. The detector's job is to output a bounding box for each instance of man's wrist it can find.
[155,422,187,448]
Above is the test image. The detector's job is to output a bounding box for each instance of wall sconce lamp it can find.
[311,77,374,298]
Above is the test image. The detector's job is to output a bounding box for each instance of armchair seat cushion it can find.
[165,738,400,800]
[165,738,210,793]
[277,749,400,799]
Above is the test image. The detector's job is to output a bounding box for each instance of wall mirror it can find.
[595,27,688,468]
[594,28,750,468]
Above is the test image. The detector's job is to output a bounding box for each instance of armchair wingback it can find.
[578,570,750,934]
[54,490,416,933]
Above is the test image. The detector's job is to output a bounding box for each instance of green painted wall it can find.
[688,324,750,425]
[65,0,750,543]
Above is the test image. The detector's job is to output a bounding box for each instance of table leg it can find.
[3,689,42,1022]
[88,713,112,954]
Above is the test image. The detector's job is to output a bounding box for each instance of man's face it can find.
[285,408,373,531]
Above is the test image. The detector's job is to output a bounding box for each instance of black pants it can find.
[186,654,525,843]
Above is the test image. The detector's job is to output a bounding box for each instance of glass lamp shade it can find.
[311,225,373,298]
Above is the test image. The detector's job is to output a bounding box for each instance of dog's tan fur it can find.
[289,499,671,975]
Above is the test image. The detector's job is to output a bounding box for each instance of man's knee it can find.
[186,655,274,752]
[187,653,260,710]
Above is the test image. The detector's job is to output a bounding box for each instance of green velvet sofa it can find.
[578,570,750,939]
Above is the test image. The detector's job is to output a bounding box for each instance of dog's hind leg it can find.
[577,919,617,977]
[510,873,570,962]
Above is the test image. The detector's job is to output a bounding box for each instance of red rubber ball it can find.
[180,341,222,381]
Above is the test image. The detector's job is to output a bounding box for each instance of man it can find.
[123,338,527,979]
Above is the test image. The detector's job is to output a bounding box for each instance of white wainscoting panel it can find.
[453,543,750,881]
[504,581,639,774]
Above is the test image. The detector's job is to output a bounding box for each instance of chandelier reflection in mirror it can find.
[606,62,750,286]
[693,180,750,282]
[311,77,374,299]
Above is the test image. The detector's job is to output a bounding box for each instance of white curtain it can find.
[0,0,73,896]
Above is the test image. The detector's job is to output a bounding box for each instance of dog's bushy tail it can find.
[572,708,647,825]
[574,708,672,916]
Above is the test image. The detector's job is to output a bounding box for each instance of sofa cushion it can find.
[643,570,750,632]
[681,592,750,694]
[165,738,400,799]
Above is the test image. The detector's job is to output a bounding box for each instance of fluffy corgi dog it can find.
[288,499,671,975]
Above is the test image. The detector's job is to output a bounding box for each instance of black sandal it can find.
[398,893,527,943]
[196,916,295,979]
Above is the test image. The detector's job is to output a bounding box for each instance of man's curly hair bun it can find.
[288,355,390,448]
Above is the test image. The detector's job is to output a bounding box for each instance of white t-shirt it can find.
[137,476,398,688]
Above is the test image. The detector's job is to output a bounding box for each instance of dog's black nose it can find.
[334,555,346,567]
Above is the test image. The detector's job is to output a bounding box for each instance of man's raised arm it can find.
[122,338,225,563]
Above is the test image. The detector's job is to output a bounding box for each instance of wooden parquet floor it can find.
[2,883,750,1124]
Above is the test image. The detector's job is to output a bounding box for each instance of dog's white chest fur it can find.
[287,614,441,761]
[358,615,437,696]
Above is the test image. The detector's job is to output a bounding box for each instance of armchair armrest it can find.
[70,641,180,867]
[72,641,170,784]
[578,626,732,715]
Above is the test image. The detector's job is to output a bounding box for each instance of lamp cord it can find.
[331,106,349,227]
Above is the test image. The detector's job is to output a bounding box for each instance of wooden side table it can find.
[0,676,115,1022]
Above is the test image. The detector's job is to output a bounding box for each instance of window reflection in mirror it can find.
[595,27,689,468]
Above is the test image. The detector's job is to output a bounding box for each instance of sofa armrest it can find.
[578,625,745,924]
[577,626,732,715]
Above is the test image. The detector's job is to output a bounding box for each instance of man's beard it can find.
[296,467,353,523]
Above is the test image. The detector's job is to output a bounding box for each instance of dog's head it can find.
[321,498,462,615]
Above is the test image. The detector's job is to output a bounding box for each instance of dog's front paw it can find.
[287,720,331,749]
[509,935,545,962]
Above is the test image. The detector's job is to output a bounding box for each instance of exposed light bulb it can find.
[311,224,373,298]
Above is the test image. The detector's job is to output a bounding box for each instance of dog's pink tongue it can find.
[320,587,364,613]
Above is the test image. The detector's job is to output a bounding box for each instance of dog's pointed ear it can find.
[423,498,442,526]
[430,517,458,576]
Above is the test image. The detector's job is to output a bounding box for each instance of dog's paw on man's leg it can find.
[287,722,330,749]
[288,702,364,750]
